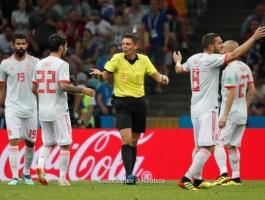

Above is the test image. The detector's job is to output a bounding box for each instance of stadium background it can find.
[0,0,265,181]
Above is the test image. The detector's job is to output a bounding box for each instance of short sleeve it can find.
[0,63,7,82]
[182,57,193,72]
[224,68,236,88]
[59,63,70,83]
[145,56,157,75]
[104,54,118,73]
[247,67,254,83]
[207,54,227,68]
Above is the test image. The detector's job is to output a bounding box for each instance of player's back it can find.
[221,60,253,124]
[0,54,38,118]
[34,55,69,121]
[184,53,226,118]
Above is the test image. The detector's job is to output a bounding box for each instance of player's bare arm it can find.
[173,51,186,74]
[219,87,235,128]
[225,26,265,63]
[31,82,38,97]
[59,82,95,97]
[246,82,256,108]
[0,82,6,106]
[150,72,169,85]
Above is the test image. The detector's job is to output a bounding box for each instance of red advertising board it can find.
[0,129,264,181]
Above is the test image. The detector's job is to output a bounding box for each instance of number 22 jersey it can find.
[220,60,253,124]
[32,55,70,121]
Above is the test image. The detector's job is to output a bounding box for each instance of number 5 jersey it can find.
[32,55,70,121]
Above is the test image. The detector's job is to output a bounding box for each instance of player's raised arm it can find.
[173,51,187,74]
[225,26,265,62]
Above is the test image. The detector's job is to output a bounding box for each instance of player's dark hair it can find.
[122,33,139,44]
[201,33,220,49]
[48,33,67,52]
[11,33,27,43]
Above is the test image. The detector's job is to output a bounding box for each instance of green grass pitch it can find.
[1,181,265,200]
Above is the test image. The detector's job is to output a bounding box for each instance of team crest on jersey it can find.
[26,64,32,72]
[226,77,232,84]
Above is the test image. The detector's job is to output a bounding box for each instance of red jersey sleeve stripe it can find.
[224,85,236,88]
[59,80,70,83]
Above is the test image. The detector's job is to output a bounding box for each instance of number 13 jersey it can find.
[220,60,253,124]
[32,55,70,121]
[183,53,227,118]
[0,54,39,118]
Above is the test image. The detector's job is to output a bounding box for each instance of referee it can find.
[91,33,169,184]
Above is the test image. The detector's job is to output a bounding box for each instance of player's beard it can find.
[61,49,68,58]
[14,48,26,57]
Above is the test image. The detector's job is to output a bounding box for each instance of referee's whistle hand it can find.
[90,68,102,76]
[162,75,169,85]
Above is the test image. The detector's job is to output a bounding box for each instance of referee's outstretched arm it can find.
[90,69,113,81]
[150,71,169,86]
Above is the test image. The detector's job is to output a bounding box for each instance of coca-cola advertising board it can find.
[0,128,265,181]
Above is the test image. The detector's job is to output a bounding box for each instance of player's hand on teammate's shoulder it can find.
[81,87,95,97]
[252,26,265,41]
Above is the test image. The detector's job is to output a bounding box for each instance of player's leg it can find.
[212,119,235,186]
[54,114,72,186]
[179,112,217,190]
[21,116,38,185]
[192,147,212,189]
[178,117,200,190]
[193,112,217,189]
[223,124,245,186]
[37,121,56,185]
[8,139,20,185]
[5,114,21,185]
[58,145,71,186]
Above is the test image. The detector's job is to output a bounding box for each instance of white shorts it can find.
[5,113,37,143]
[40,114,72,146]
[192,111,219,147]
[217,118,245,147]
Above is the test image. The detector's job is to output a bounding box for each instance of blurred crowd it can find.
[0,0,207,128]
[240,1,265,116]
